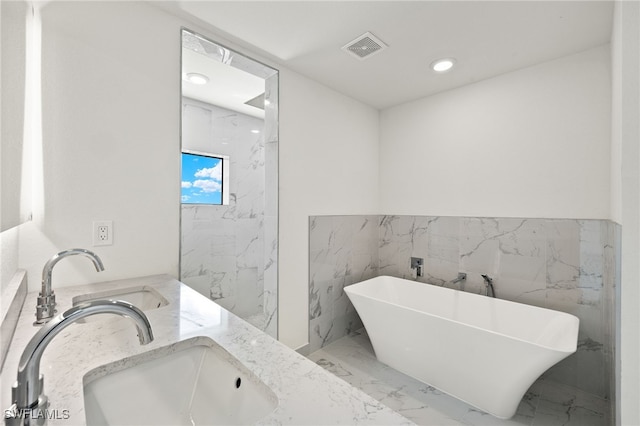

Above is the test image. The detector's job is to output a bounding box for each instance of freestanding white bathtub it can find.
[344,275,579,419]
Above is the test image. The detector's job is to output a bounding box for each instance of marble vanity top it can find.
[1,275,412,425]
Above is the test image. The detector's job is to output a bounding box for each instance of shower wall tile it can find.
[263,214,278,337]
[263,72,279,337]
[235,267,260,317]
[181,98,278,339]
[309,214,619,402]
[264,143,278,218]
[264,73,279,144]
[605,222,620,409]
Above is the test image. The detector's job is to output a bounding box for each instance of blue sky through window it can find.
[181,152,223,205]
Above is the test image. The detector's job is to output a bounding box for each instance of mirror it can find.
[179,29,279,338]
[1,1,32,232]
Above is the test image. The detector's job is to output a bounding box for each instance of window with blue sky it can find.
[181,152,223,205]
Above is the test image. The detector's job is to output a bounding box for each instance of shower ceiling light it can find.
[185,72,209,85]
[431,58,456,73]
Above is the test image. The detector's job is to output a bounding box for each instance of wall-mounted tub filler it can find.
[35,248,105,325]
[450,272,467,285]
[5,300,153,426]
[481,274,496,298]
[410,257,424,277]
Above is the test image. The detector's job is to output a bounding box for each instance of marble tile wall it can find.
[181,98,278,337]
[262,73,279,337]
[309,216,379,352]
[309,215,619,401]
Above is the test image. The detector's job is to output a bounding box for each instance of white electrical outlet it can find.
[93,220,113,246]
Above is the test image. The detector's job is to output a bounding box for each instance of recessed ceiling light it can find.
[251,129,260,134]
[185,72,209,85]
[431,58,456,73]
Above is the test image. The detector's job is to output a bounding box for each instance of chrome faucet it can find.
[481,274,497,298]
[450,272,467,285]
[35,249,105,324]
[6,300,153,425]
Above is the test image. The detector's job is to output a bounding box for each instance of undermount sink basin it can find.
[72,286,168,322]
[82,337,278,425]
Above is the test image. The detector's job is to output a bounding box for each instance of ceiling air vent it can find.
[342,32,387,60]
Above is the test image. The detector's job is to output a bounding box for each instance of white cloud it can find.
[181,195,190,202]
[194,162,222,181]
[193,179,221,193]
[182,181,193,188]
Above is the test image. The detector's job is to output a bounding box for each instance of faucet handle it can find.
[34,294,57,325]
[410,257,424,277]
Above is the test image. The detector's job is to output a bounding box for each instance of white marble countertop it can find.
[1,275,412,425]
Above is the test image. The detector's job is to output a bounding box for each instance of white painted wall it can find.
[279,69,379,347]
[379,45,611,219]
[0,0,26,294]
[612,1,640,424]
[16,1,182,292]
[7,1,378,350]
[0,0,30,232]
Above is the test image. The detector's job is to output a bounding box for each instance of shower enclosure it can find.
[179,29,278,338]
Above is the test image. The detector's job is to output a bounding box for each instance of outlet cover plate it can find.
[93,220,113,246]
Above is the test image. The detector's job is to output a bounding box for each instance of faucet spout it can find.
[36,248,105,324]
[10,300,153,417]
[450,272,467,285]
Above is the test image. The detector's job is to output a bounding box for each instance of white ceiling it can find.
[169,1,614,110]
[182,48,266,118]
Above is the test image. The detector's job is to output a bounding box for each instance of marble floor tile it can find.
[308,329,610,426]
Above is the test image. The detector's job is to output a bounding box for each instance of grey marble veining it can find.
[1,276,411,425]
[309,215,619,408]
[181,97,278,338]
[309,215,378,353]
[262,72,279,338]
[309,329,610,426]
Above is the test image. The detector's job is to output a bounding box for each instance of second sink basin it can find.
[72,285,169,316]
[82,337,278,425]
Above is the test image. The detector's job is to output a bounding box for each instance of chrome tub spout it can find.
[450,272,467,285]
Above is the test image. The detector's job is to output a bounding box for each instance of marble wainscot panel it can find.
[1,275,411,425]
[308,215,619,406]
[309,216,379,353]
[181,97,277,337]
